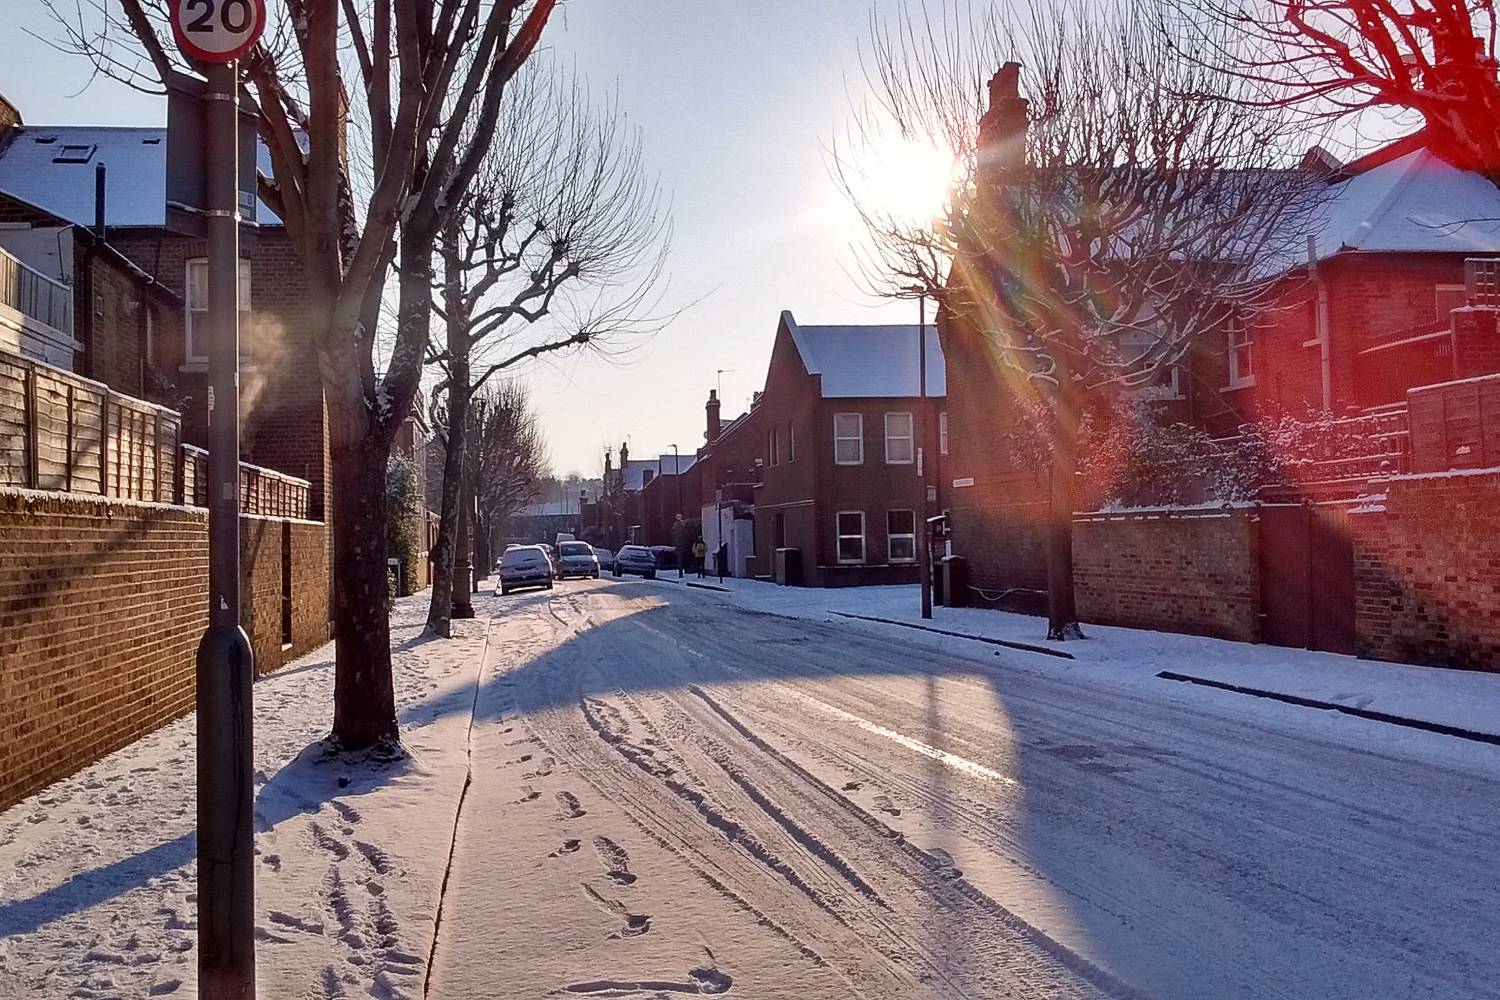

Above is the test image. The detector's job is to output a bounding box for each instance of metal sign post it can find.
[918,296,933,620]
[168,2,265,997]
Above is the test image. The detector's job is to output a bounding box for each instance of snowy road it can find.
[428,579,1500,999]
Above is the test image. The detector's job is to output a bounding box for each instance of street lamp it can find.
[918,295,933,620]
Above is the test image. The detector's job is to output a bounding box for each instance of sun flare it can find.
[859,136,958,225]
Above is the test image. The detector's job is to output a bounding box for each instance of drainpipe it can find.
[1307,235,1332,412]
[94,162,107,241]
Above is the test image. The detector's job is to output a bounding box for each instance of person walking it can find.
[692,537,708,578]
[717,539,730,583]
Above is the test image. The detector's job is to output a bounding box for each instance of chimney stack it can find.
[705,389,722,444]
[977,61,1028,188]
[93,162,107,241]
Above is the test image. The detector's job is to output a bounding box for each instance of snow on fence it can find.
[0,347,181,502]
[181,444,312,519]
[0,346,312,518]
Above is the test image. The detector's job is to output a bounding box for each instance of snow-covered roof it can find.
[1303,147,1500,264]
[619,459,658,492]
[0,125,281,228]
[783,311,946,398]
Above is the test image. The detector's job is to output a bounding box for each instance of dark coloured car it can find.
[613,544,657,580]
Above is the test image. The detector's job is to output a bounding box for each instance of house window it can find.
[939,411,948,456]
[766,427,779,466]
[887,509,916,563]
[836,511,865,564]
[787,421,796,462]
[884,412,914,464]
[1227,316,1254,389]
[185,258,252,364]
[833,413,863,465]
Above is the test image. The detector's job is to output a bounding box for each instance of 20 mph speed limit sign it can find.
[170,0,266,63]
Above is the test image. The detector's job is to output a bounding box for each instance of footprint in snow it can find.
[515,786,542,804]
[549,839,582,858]
[555,791,587,819]
[592,837,636,885]
[873,795,902,817]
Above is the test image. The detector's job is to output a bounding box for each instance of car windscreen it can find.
[502,549,545,567]
[620,547,649,557]
[560,543,591,556]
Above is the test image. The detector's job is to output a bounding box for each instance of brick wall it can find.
[1073,509,1261,643]
[1354,471,1500,671]
[0,489,329,808]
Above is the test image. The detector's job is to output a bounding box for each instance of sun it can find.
[859,136,958,225]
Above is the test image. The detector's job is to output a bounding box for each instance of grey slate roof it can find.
[782,311,946,398]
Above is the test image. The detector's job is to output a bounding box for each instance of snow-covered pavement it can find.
[5,579,1500,998]
[0,593,492,999]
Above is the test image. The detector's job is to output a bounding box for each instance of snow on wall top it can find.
[783,311,947,398]
[0,125,281,228]
[1307,148,1500,262]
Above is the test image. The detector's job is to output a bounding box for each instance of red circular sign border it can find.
[170,0,268,64]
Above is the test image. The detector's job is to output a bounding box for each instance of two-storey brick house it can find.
[0,102,332,517]
[749,311,945,587]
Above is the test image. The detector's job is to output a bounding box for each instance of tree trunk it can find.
[1046,372,1085,641]
[330,432,401,748]
[425,264,471,636]
[452,430,476,618]
[425,426,465,637]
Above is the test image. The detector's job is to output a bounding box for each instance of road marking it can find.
[789,690,1019,788]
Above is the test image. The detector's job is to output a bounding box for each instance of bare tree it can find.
[424,61,669,636]
[53,0,559,747]
[840,0,1322,639]
[470,381,548,574]
[1174,0,1500,182]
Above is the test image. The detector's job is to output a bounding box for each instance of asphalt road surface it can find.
[427,579,1500,999]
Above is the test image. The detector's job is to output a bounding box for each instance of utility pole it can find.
[918,295,932,620]
[167,1,265,991]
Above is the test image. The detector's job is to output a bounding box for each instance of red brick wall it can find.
[1354,471,1500,671]
[935,303,1053,601]
[0,489,330,808]
[109,228,330,519]
[1224,254,1472,424]
[1073,509,1261,643]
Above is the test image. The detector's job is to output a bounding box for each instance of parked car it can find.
[593,547,617,572]
[497,545,555,595]
[556,540,601,579]
[649,545,678,571]
[613,544,658,580]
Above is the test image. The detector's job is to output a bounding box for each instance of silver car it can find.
[498,545,554,595]
[556,540,601,579]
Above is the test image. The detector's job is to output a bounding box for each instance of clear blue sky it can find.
[5,1,936,475]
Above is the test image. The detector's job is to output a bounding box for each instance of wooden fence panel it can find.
[0,355,27,487]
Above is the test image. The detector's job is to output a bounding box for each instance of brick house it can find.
[691,388,768,576]
[745,311,945,587]
[0,99,332,517]
[1204,135,1500,432]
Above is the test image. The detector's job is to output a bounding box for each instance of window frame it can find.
[887,509,917,563]
[1226,315,1255,389]
[833,412,863,465]
[766,426,779,467]
[938,411,948,456]
[184,257,252,366]
[884,411,915,465]
[835,510,866,564]
[787,420,796,462]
